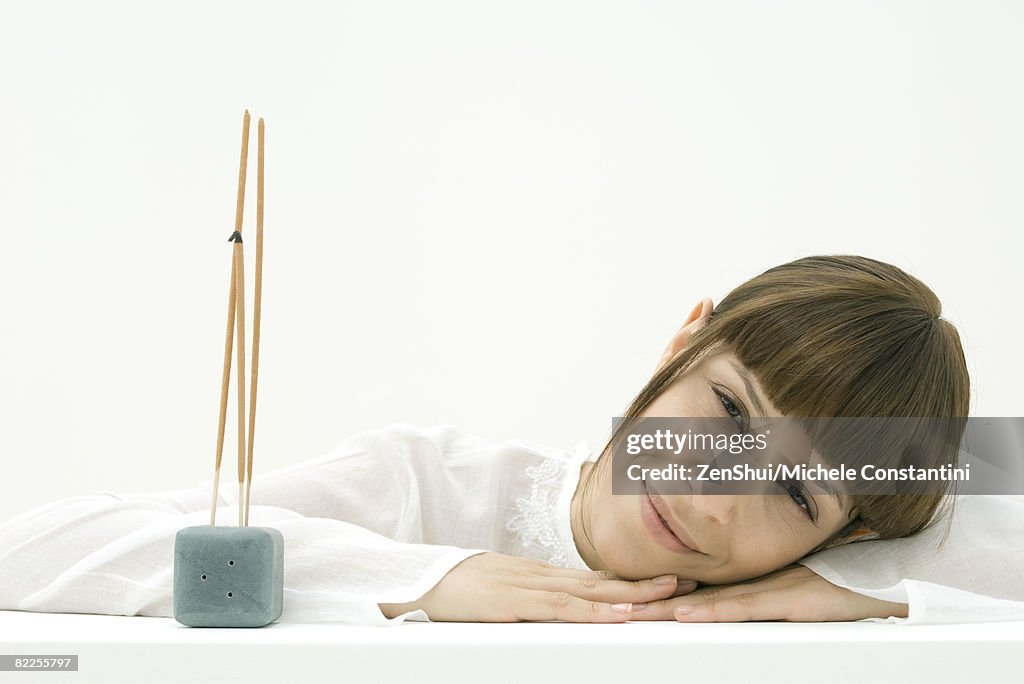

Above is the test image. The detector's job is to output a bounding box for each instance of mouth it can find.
[640,479,704,555]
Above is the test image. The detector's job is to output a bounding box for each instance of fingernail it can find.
[632,603,648,612]
[679,579,698,589]
[676,605,695,616]
[653,574,677,585]
[611,603,633,613]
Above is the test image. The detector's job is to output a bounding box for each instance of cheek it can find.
[592,494,653,578]
[711,528,811,583]
[714,551,787,584]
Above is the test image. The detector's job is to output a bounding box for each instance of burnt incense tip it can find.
[228,230,243,244]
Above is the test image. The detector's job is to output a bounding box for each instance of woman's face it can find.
[573,351,858,584]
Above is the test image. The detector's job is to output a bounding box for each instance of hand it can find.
[629,564,909,622]
[378,552,699,622]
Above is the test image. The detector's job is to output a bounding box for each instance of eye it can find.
[716,389,741,417]
[777,478,815,521]
[712,386,747,432]
[716,389,741,418]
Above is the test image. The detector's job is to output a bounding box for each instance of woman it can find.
[1,255,1021,625]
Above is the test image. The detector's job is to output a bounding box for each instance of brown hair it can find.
[599,255,970,550]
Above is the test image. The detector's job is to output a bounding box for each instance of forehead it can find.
[691,352,782,416]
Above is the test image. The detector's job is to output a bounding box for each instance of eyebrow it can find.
[728,361,768,418]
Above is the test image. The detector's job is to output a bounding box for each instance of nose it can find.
[689,494,738,525]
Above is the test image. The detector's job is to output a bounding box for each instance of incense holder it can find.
[173,526,284,627]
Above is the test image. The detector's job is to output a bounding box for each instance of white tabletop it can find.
[2,609,1022,683]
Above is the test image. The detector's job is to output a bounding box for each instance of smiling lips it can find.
[640,479,704,555]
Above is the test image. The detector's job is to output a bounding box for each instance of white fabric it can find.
[0,423,592,625]
[797,494,1024,624]
[1,422,1023,625]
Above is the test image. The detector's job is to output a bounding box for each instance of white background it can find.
[1,0,1021,524]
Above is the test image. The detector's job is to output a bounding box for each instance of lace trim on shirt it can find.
[505,457,572,567]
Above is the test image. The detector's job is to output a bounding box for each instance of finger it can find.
[530,565,697,601]
[668,571,795,602]
[669,580,700,598]
[539,566,696,593]
[672,586,796,622]
[625,598,681,621]
[625,592,712,621]
[544,573,687,605]
[534,566,618,580]
[628,582,777,621]
[518,590,637,623]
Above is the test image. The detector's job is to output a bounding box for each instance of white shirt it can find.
[1,423,1023,625]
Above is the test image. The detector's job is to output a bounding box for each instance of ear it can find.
[653,298,713,374]
[815,520,879,553]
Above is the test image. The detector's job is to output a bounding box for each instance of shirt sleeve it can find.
[797,495,1024,624]
[0,423,495,625]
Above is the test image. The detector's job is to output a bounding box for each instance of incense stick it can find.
[209,262,236,526]
[244,118,265,527]
[232,229,247,527]
[210,110,251,526]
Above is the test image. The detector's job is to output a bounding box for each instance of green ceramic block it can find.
[173,526,284,627]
